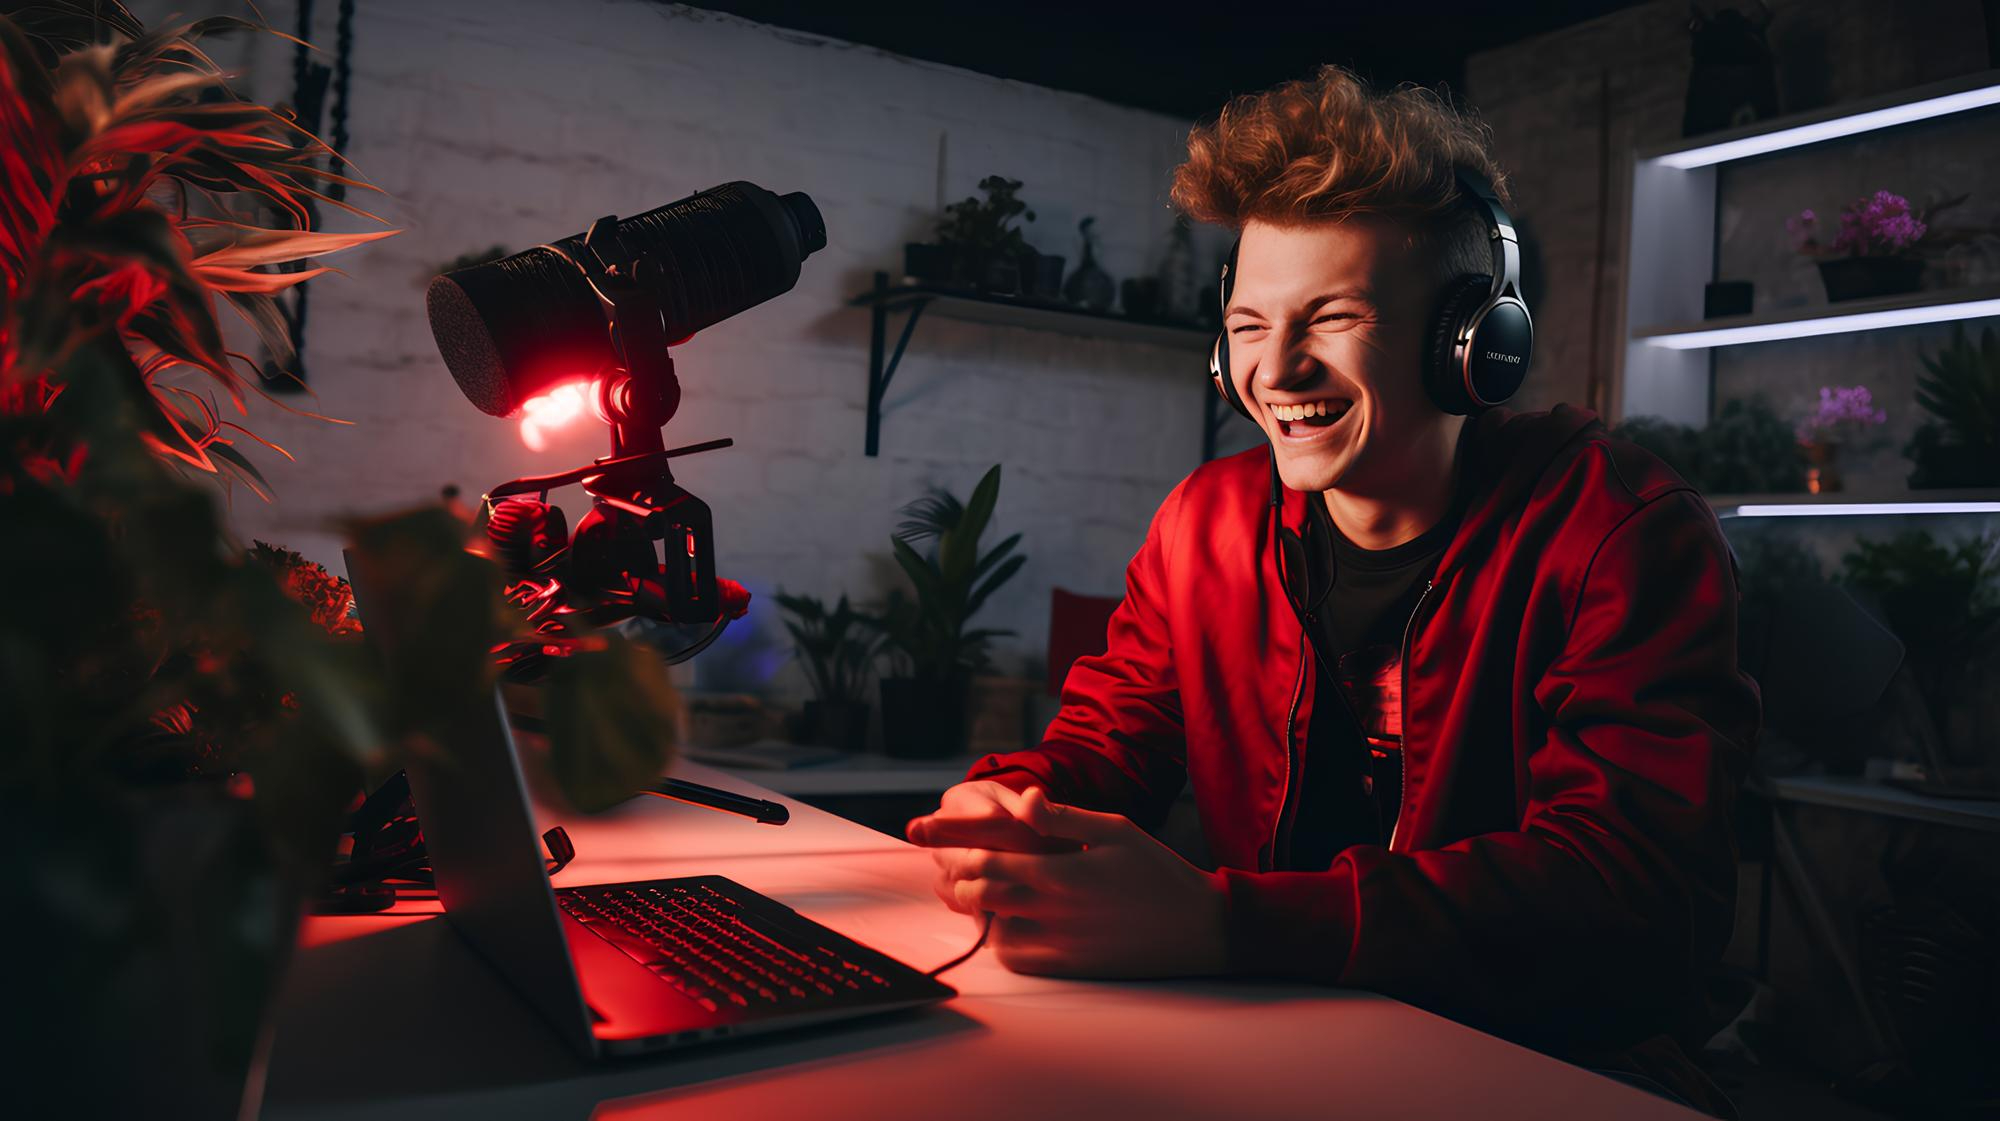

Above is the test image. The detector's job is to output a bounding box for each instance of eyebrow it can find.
[1225,290,1377,317]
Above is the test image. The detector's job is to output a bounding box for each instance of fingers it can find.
[1016,786,1131,847]
[929,846,1066,889]
[907,812,1057,852]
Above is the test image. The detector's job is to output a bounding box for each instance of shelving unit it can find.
[1614,68,2000,427]
[848,272,1222,458]
[1707,490,2000,519]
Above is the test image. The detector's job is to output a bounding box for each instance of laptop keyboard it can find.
[558,882,895,1012]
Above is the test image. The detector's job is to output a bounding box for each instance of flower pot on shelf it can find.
[801,699,869,753]
[1800,440,1843,493]
[978,253,1022,297]
[1021,250,1065,300]
[1817,257,1923,302]
[879,676,971,759]
[903,242,955,287]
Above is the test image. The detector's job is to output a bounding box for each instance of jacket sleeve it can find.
[961,480,1190,829]
[1214,490,1758,1049]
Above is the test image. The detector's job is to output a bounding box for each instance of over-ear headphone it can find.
[1208,166,1534,419]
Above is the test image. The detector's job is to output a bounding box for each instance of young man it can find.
[906,66,1758,1115]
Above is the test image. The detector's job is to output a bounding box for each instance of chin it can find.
[1270,443,1352,494]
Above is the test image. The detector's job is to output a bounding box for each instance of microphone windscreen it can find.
[428,182,825,417]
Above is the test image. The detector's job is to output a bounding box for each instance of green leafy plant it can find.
[1905,323,2000,488]
[937,175,1036,260]
[773,592,882,704]
[877,465,1026,681]
[1840,530,2000,731]
[1611,396,1805,493]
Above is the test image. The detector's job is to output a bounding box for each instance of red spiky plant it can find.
[0,0,394,498]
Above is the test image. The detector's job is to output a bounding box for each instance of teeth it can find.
[1274,401,1345,422]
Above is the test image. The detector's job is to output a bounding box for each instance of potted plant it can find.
[1840,531,2000,766]
[774,591,881,751]
[1,7,679,1116]
[873,465,1026,758]
[937,175,1040,296]
[1611,396,1806,493]
[1787,190,1966,302]
[1793,384,1888,494]
[1905,323,2000,489]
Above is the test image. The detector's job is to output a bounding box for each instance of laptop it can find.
[348,557,954,1059]
[403,690,954,1058]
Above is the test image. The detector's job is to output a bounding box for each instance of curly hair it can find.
[1170,65,1511,287]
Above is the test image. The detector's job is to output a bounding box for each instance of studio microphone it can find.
[427,181,826,417]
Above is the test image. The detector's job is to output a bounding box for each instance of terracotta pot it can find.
[1801,440,1843,494]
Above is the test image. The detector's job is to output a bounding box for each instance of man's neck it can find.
[1321,418,1465,551]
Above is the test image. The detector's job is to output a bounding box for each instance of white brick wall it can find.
[166,0,1254,697]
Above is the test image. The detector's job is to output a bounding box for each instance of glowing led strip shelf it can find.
[1711,494,2000,519]
[1638,293,2000,350]
[1648,73,2000,169]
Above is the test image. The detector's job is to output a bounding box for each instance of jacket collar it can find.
[1271,404,1604,580]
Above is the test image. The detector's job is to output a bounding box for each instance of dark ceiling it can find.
[683,0,1652,118]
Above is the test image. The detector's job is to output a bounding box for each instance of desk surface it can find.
[265,761,1703,1121]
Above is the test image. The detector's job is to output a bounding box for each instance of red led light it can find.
[518,379,594,451]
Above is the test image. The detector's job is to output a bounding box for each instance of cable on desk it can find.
[927,912,994,977]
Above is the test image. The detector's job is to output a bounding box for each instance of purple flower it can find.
[1796,384,1889,443]
[1792,191,1930,258]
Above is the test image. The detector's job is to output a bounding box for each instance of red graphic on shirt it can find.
[1334,644,1403,758]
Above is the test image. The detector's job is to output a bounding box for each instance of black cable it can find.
[926,912,994,978]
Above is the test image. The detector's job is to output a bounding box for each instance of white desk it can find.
[263,761,1704,1120]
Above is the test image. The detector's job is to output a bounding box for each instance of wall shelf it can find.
[1613,70,2000,427]
[1708,490,2000,518]
[848,272,1223,458]
[1640,69,2000,170]
[1635,284,2000,351]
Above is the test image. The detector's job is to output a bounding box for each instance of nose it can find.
[1253,323,1321,400]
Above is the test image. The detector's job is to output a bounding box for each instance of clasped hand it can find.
[905,781,1228,978]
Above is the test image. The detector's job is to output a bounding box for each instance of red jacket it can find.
[969,405,1759,1100]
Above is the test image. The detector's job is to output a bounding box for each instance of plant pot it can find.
[1800,440,1842,493]
[1021,250,1065,299]
[1120,276,1161,320]
[978,253,1022,297]
[879,676,971,758]
[903,242,954,286]
[1817,257,1923,302]
[802,699,870,753]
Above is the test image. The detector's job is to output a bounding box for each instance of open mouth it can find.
[1272,399,1354,441]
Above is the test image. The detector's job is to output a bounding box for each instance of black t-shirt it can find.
[1279,495,1455,872]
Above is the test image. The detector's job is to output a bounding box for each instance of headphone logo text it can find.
[1483,350,1522,364]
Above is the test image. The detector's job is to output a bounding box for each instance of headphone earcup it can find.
[1211,333,1251,419]
[1424,275,1494,416]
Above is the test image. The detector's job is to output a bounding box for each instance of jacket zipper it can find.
[1387,579,1435,854]
[1269,634,1308,870]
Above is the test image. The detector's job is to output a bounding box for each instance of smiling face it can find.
[1224,216,1461,498]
